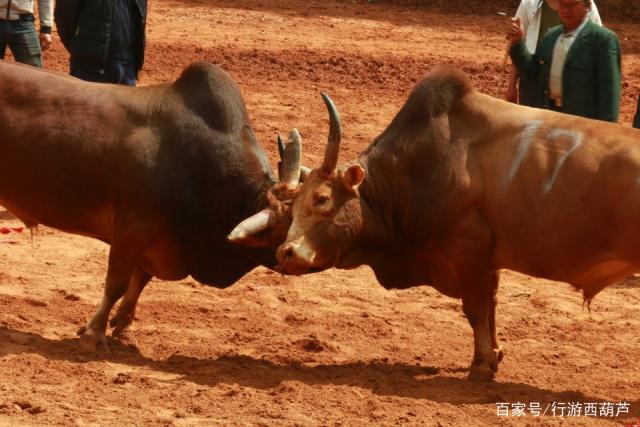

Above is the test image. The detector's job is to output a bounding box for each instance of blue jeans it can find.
[0,16,42,67]
[70,61,137,86]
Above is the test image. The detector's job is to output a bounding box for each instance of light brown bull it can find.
[233,66,640,381]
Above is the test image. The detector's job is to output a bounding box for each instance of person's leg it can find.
[105,62,137,86]
[634,95,640,129]
[7,18,42,67]
[0,20,8,60]
[70,60,107,83]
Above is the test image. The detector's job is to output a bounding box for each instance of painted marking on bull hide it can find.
[542,129,583,194]
[504,120,543,188]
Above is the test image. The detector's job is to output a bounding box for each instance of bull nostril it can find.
[277,244,294,265]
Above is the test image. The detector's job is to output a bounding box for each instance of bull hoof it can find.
[468,365,495,382]
[109,313,130,329]
[78,327,110,353]
[111,327,140,349]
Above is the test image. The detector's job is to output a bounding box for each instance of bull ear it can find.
[340,163,365,194]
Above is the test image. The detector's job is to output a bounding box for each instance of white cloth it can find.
[549,16,590,100]
[0,0,52,29]
[514,0,601,54]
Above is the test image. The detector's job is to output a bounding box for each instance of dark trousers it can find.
[0,16,42,67]
[634,95,640,129]
[547,99,563,113]
[70,61,137,86]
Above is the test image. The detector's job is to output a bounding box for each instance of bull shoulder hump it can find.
[172,62,249,133]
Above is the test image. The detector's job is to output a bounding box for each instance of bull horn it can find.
[227,209,277,243]
[276,134,284,182]
[300,165,311,182]
[277,134,285,159]
[280,129,302,186]
[320,92,342,174]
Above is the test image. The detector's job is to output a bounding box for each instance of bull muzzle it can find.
[276,238,316,275]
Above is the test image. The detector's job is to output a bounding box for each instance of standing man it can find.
[54,0,147,86]
[0,0,53,67]
[505,0,601,106]
[508,0,621,122]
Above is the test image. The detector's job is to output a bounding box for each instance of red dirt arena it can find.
[1,0,639,425]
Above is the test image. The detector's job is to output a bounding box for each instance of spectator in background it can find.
[0,0,53,67]
[508,0,620,122]
[634,94,640,128]
[55,0,147,86]
[505,0,601,106]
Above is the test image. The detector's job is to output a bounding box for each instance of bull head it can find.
[274,92,371,275]
[228,93,343,250]
[227,128,303,247]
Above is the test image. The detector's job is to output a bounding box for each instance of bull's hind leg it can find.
[489,271,504,364]
[109,267,152,348]
[77,244,136,352]
[462,270,501,382]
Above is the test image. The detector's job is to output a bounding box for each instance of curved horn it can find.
[277,134,285,159]
[276,134,284,182]
[320,92,342,174]
[227,209,277,243]
[280,129,302,186]
[300,165,311,182]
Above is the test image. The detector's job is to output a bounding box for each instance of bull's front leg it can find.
[109,267,152,348]
[461,269,502,381]
[77,244,135,352]
[446,209,502,380]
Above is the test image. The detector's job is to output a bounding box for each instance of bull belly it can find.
[0,198,112,240]
[501,256,636,298]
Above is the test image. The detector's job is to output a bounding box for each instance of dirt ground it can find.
[1,0,640,425]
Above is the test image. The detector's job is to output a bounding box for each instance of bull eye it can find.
[314,194,330,208]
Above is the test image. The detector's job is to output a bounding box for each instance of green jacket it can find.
[510,20,621,122]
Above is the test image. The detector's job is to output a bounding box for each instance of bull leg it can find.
[77,245,135,352]
[488,280,504,364]
[462,270,501,381]
[109,267,152,348]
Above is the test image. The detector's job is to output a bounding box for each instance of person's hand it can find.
[507,17,524,45]
[40,33,52,51]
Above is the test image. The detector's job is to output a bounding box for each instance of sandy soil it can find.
[1,0,640,425]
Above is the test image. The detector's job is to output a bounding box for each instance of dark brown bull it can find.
[0,60,310,350]
[235,66,640,381]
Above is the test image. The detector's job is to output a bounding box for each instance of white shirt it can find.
[549,16,590,100]
[514,0,601,54]
[0,0,52,29]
